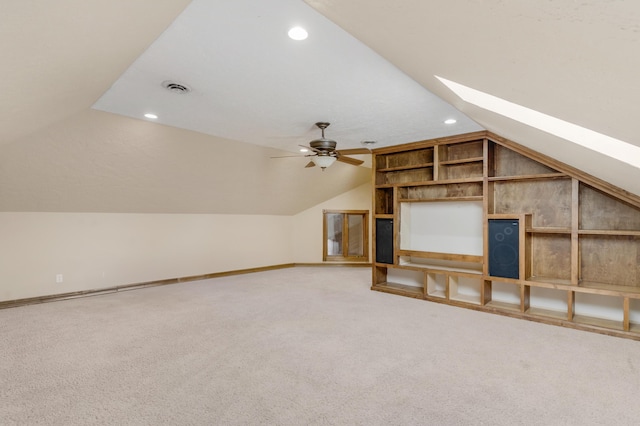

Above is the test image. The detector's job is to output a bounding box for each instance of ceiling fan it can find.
[273,122,371,170]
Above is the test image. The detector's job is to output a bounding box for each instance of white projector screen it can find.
[399,201,483,255]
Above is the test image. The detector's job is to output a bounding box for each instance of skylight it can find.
[436,76,640,169]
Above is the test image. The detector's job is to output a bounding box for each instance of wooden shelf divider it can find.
[371,130,640,340]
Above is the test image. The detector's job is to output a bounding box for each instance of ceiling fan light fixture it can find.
[312,155,336,170]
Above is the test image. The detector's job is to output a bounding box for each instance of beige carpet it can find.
[1,266,640,425]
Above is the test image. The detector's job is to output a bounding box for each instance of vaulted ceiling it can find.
[2,0,638,214]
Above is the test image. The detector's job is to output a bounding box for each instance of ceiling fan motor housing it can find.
[309,138,337,153]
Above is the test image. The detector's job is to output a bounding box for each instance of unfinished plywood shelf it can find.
[371,130,640,340]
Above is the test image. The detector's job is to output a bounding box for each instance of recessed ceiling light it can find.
[299,148,309,153]
[144,113,158,119]
[288,26,308,41]
[444,118,457,124]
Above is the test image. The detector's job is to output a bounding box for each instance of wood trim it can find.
[398,196,483,203]
[567,290,575,321]
[521,284,531,313]
[487,173,568,182]
[482,279,492,305]
[483,138,492,277]
[397,249,483,263]
[571,178,580,286]
[371,131,488,155]
[485,131,640,209]
[624,297,631,332]
[0,263,377,310]
[394,177,484,187]
[377,163,434,172]
[0,264,303,310]
[522,214,532,280]
[295,263,371,267]
[323,210,370,262]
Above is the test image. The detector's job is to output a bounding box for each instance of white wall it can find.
[0,182,373,302]
[291,182,372,263]
[0,212,292,301]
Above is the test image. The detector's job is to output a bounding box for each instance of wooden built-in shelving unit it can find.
[371,130,640,340]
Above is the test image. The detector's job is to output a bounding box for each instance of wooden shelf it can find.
[578,229,640,237]
[374,214,394,219]
[485,275,521,285]
[450,293,481,305]
[526,227,572,234]
[439,156,484,166]
[377,179,485,189]
[579,281,640,298]
[488,173,568,182]
[372,282,424,298]
[372,131,640,340]
[377,163,433,172]
[526,276,572,287]
[398,259,482,275]
[525,307,567,321]
[398,177,484,187]
[398,196,483,203]
[426,289,446,299]
[485,300,520,313]
[573,315,624,331]
[524,278,640,299]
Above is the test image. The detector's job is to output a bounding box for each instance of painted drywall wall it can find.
[0,212,292,301]
[291,182,372,263]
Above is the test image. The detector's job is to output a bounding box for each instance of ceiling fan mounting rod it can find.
[315,122,330,138]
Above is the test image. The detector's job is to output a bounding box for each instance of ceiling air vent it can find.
[162,80,191,93]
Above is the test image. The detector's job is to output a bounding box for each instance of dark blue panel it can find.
[375,219,394,264]
[488,219,519,279]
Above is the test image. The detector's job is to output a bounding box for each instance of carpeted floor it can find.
[1,266,640,425]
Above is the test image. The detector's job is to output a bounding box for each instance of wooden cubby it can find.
[371,130,640,340]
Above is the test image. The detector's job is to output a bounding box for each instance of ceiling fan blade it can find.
[337,148,371,155]
[305,161,316,168]
[336,156,364,166]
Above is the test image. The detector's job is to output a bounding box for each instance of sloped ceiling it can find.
[305,0,640,196]
[0,0,191,144]
[91,0,480,152]
[0,109,369,214]
[2,0,639,215]
[0,0,372,214]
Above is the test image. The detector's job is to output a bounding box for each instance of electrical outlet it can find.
[56,274,63,283]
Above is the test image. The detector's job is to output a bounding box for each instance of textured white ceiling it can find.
[92,0,481,153]
[306,0,640,196]
[3,0,640,214]
[0,0,191,145]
